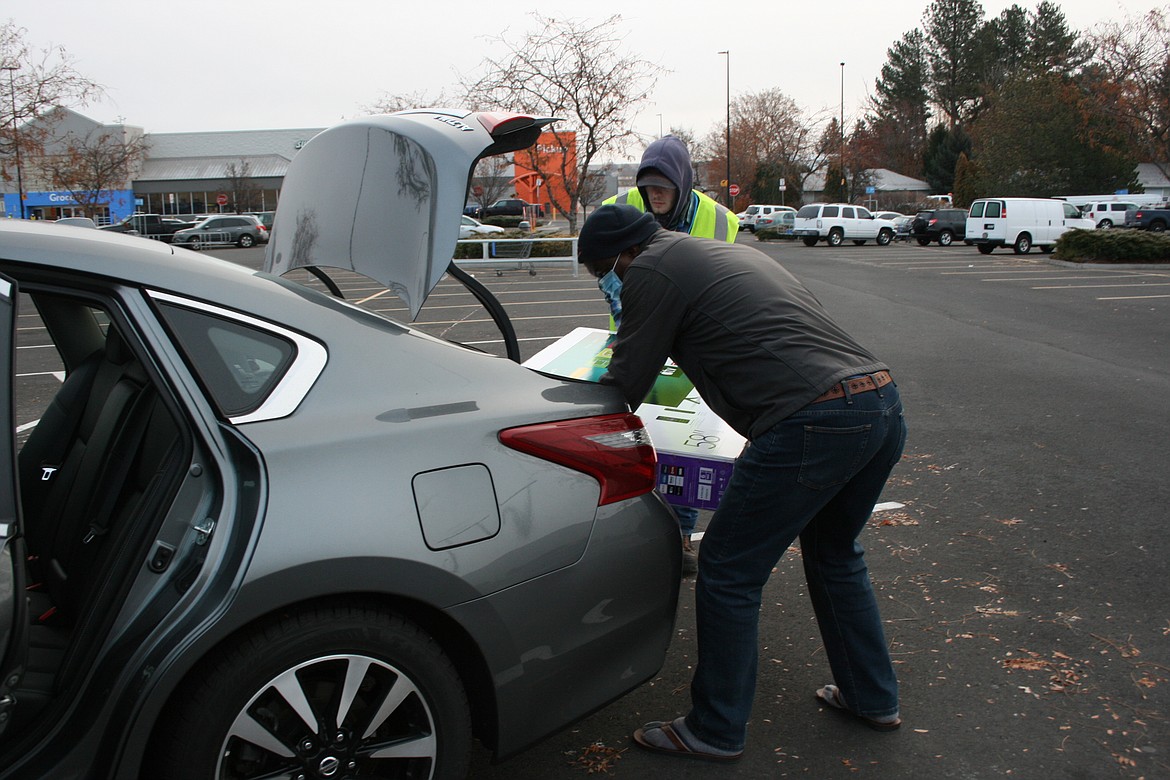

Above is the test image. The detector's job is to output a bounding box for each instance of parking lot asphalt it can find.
[129,240,1170,777]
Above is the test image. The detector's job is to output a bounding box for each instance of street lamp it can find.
[840,62,846,202]
[2,64,25,219]
[718,50,731,208]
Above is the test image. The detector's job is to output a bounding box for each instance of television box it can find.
[523,327,745,510]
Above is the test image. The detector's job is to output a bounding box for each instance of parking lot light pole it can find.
[2,64,25,219]
[718,51,731,208]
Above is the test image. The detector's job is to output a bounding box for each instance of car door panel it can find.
[0,272,29,738]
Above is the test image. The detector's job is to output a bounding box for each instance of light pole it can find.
[839,62,846,203]
[718,50,731,208]
[657,113,663,138]
[2,64,25,219]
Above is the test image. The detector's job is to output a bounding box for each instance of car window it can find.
[822,206,839,218]
[796,205,819,218]
[985,202,1002,218]
[841,207,855,219]
[1063,203,1081,218]
[857,207,872,219]
[156,302,296,418]
[1111,204,1128,212]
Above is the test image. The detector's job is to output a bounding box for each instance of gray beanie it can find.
[578,204,659,265]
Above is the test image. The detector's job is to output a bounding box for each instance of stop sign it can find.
[216,193,228,206]
[729,184,740,197]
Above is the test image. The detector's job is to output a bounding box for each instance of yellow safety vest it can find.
[603,188,739,242]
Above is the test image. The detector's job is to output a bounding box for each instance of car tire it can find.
[827,229,844,247]
[876,228,893,246]
[1013,233,1032,254]
[146,605,473,780]
[238,234,256,248]
[916,237,931,247]
[1098,219,1113,229]
[802,237,818,247]
[188,237,202,251]
[1151,220,1167,232]
[977,244,995,255]
[938,230,954,246]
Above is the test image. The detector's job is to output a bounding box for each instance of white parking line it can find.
[1031,282,1170,290]
[1098,293,1170,300]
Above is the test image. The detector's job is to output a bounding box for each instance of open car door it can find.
[0,273,28,738]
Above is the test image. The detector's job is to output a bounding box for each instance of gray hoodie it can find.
[636,135,695,230]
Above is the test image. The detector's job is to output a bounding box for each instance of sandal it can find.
[815,684,902,732]
[632,719,743,763]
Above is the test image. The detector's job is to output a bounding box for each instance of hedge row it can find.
[1056,228,1170,263]
[454,232,574,259]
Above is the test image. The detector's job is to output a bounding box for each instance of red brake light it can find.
[928,218,938,226]
[499,413,657,505]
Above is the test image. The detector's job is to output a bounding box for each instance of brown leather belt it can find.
[811,371,894,404]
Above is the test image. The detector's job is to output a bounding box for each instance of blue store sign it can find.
[4,189,136,220]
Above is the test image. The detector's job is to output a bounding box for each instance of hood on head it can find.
[265,109,555,318]
[636,135,694,228]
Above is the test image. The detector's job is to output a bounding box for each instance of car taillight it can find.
[499,413,657,505]
[928,218,938,226]
[258,225,268,233]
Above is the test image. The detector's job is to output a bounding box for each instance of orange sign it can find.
[512,131,577,219]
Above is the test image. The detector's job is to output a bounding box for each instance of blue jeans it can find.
[685,381,906,751]
[675,505,699,536]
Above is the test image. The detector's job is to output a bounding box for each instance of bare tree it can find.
[225,159,263,212]
[1,22,101,177]
[463,13,664,232]
[1089,9,1170,181]
[39,124,148,219]
[362,89,458,115]
[469,153,513,212]
[696,90,829,206]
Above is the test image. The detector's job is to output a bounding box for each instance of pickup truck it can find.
[100,213,195,242]
[1124,205,1170,232]
[480,198,544,219]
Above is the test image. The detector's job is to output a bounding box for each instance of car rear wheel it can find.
[1098,219,1113,229]
[827,229,844,247]
[977,244,995,255]
[147,606,473,780]
[1013,233,1032,254]
[1150,220,1167,232]
[876,228,893,246]
[938,230,954,246]
[188,237,203,251]
[916,237,931,247]
[238,234,256,248]
[802,236,818,247]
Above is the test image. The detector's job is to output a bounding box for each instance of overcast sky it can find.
[8,0,1158,161]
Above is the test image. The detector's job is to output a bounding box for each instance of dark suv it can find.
[910,208,968,246]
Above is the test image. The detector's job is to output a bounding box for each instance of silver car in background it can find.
[0,110,681,779]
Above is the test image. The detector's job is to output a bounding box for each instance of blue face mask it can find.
[598,257,623,330]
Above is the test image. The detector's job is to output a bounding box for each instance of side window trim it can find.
[147,291,327,424]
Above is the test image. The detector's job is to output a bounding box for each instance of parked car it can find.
[171,213,269,249]
[459,214,506,239]
[909,208,969,246]
[966,197,1092,254]
[741,204,794,233]
[0,109,681,779]
[481,198,543,219]
[463,204,482,218]
[793,203,895,246]
[99,213,195,243]
[871,211,912,240]
[1078,201,1137,229]
[247,211,276,231]
[754,210,795,236]
[1124,204,1170,231]
[53,217,97,229]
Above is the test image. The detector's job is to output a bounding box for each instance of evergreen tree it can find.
[923,124,973,194]
[1028,1,1092,75]
[923,0,986,127]
[869,30,932,176]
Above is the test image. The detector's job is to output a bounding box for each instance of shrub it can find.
[754,227,794,241]
[1055,228,1170,263]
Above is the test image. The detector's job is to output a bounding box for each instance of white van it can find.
[742,204,794,233]
[966,198,1092,255]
